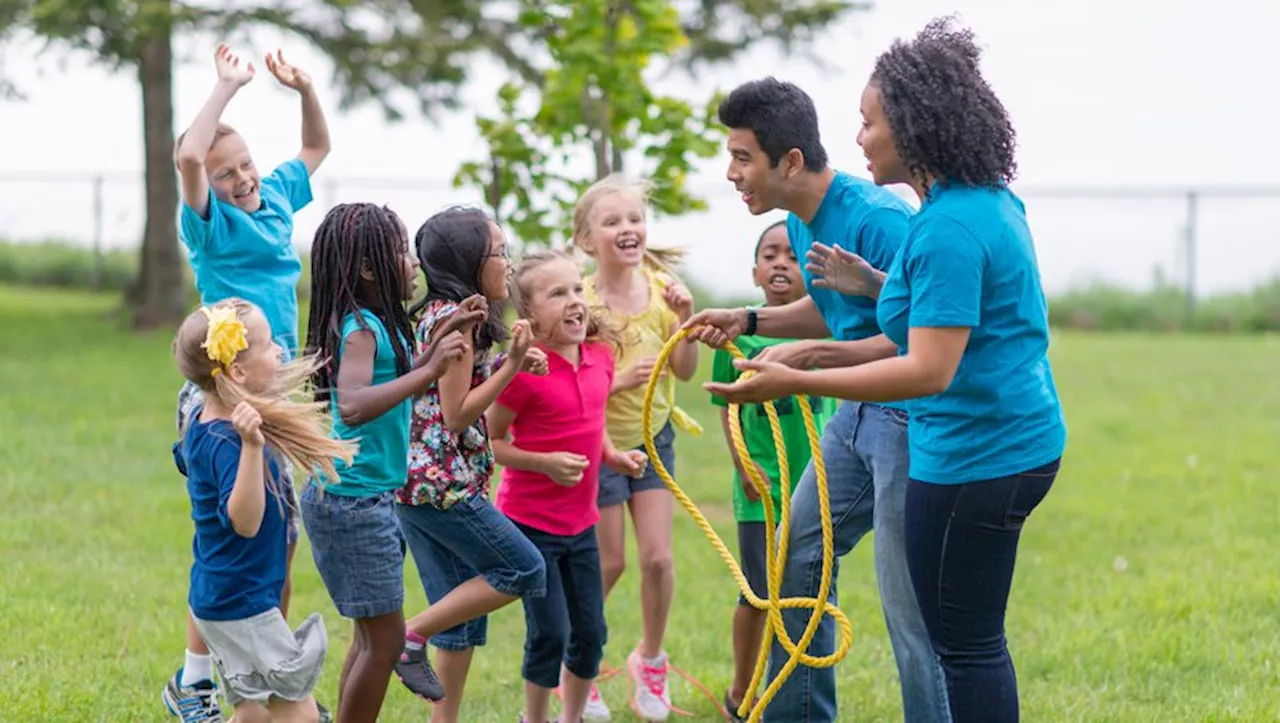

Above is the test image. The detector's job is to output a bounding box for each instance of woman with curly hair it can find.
[706,16,1067,722]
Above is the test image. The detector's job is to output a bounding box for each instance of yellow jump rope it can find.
[640,328,853,723]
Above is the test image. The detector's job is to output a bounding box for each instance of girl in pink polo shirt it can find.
[490,250,650,723]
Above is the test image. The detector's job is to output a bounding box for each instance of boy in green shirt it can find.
[710,221,839,720]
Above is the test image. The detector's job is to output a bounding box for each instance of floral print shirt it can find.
[398,299,496,509]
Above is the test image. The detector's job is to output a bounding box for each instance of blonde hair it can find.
[512,250,623,354]
[173,123,240,167]
[173,299,357,491]
[571,173,687,276]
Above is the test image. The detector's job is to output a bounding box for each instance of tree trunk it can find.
[129,21,186,329]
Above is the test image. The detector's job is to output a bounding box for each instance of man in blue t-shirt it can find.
[685,78,949,723]
[164,44,333,723]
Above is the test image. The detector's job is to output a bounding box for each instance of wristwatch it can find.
[744,307,758,336]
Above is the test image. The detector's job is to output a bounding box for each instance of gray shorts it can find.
[736,522,770,606]
[177,381,301,545]
[191,608,327,707]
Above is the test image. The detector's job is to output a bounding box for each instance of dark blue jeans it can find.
[905,458,1060,723]
[513,522,608,689]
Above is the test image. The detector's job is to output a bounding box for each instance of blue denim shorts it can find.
[299,485,406,619]
[397,494,547,651]
[597,421,676,508]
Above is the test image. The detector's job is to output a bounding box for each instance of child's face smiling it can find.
[205,133,262,213]
[752,225,805,306]
[229,308,282,393]
[526,258,588,349]
[479,220,511,302]
[585,192,647,269]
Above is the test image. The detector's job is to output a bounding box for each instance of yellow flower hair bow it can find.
[201,305,248,376]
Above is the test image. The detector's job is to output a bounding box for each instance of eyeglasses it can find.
[483,247,511,261]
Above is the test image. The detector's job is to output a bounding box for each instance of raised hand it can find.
[264,49,311,92]
[214,44,255,88]
[543,451,590,486]
[230,401,264,447]
[523,347,549,376]
[661,280,695,321]
[509,320,533,368]
[806,242,886,299]
[417,331,468,387]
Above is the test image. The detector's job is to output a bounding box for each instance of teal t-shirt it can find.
[325,309,413,497]
[876,184,1066,484]
[710,333,839,523]
[786,171,914,411]
[179,159,311,359]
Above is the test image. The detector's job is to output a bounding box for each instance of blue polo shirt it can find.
[876,183,1067,484]
[179,158,312,359]
[786,171,914,410]
[178,409,287,621]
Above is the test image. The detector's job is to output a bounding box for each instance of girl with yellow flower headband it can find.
[572,173,703,721]
[171,298,356,722]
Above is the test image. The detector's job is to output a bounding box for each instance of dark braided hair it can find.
[306,202,415,404]
[871,15,1017,188]
[411,206,509,352]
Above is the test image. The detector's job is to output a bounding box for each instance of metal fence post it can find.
[92,174,104,290]
[1185,190,1198,325]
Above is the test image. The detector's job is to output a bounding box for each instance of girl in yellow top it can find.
[574,174,700,722]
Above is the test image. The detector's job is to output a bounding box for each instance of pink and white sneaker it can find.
[627,648,672,721]
[584,683,611,721]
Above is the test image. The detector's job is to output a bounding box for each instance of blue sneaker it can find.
[162,667,224,722]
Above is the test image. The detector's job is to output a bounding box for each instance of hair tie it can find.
[200,305,248,376]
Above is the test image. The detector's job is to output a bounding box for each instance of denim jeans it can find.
[512,522,608,689]
[397,494,547,650]
[764,402,950,723]
[905,459,1060,723]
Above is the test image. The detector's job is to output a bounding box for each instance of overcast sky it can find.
[1,0,1276,300]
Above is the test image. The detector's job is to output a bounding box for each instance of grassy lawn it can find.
[1,284,1278,721]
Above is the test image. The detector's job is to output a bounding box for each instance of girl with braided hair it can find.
[299,202,481,723]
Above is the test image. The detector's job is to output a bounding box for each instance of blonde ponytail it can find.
[174,300,358,491]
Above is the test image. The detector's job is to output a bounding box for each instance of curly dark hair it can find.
[718,77,828,171]
[872,15,1017,187]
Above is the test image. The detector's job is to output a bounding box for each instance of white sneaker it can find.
[627,649,671,721]
[584,683,611,721]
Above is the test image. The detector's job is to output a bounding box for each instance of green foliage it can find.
[1049,280,1280,333]
[455,0,728,249]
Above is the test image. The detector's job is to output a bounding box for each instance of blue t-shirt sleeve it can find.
[210,435,247,533]
[179,188,228,251]
[906,217,985,328]
[262,158,314,213]
[857,207,911,273]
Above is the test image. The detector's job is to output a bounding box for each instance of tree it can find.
[0,0,493,327]
[453,0,868,249]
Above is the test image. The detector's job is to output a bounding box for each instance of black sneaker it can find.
[394,644,446,701]
[724,691,748,723]
[161,668,224,722]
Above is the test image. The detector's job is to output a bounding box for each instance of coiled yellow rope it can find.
[640,328,853,723]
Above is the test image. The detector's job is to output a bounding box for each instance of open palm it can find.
[214,44,254,87]
[265,49,311,91]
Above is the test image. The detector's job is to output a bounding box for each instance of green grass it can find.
[2,285,1279,721]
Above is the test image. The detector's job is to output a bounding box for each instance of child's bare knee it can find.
[230,702,272,723]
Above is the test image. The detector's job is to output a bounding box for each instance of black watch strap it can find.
[744,307,758,336]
